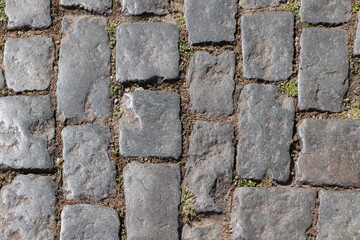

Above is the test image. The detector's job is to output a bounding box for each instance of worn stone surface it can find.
[241,12,294,81]
[0,175,57,240]
[0,95,55,170]
[298,28,349,112]
[123,161,181,240]
[4,37,54,92]
[119,90,182,159]
[240,0,286,9]
[185,0,237,44]
[185,121,234,213]
[57,15,111,123]
[236,84,295,182]
[60,204,120,240]
[0,69,4,90]
[62,125,116,202]
[186,51,236,117]
[354,13,360,56]
[182,221,223,240]
[116,23,179,82]
[122,0,169,15]
[60,0,112,14]
[231,187,316,240]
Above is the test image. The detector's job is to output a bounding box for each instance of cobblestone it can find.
[60,0,112,14]
[354,13,360,56]
[239,0,286,9]
[182,221,223,240]
[122,0,169,15]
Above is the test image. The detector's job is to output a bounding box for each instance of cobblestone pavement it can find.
[1,0,360,239]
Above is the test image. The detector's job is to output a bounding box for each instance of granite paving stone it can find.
[239,0,286,9]
[0,69,4,90]
[182,221,223,240]
[122,0,169,15]
[60,0,112,14]
[354,13,360,56]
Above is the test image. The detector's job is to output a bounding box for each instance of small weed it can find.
[353,2,359,13]
[286,1,301,19]
[137,157,150,163]
[233,176,274,188]
[175,16,186,26]
[108,22,117,49]
[281,79,298,97]
[179,39,193,71]
[350,55,360,76]
[173,8,181,13]
[181,187,196,222]
[113,105,122,118]
[302,23,309,28]
[121,228,127,240]
[0,1,6,23]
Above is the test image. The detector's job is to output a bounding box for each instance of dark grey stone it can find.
[185,121,234,213]
[57,15,111,123]
[354,14,360,56]
[119,90,182,159]
[231,187,316,240]
[116,23,179,82]
[4,37,54,92]
[182,221,223,240]
[123,161,181,240]
[186,51,235,117]
[239,0,286,9]
[62,125,116,202]
[60,204,120,240]
[0,175,57,240]
[122,0,169,15]
[185,0,237,44]
[0,95,54,170]
[241,12,294,81]
[298,28,349,112]
[0,70,4,90]
[60,0,112,14]
[236,84,295,182]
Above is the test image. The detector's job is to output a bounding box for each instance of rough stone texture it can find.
[236,84,295,182]
[185,0,237,44]
[185,121,234,213]
[231,187,316,240]
[241,12,294,81]
[182,221,223,240]
[123,161,181,240]
[0,95,55,170]
[300,0,352,25]
[0,69,4,90]
[0,175,57,240]
[122,0,169,15]
[296,119,360,188]
[60,0,112,14]
[317,190,360,240]
[119,90,182,159]
[240,0,286,9]
[186,51,236,117]
[298,28,349,112]
[57,15,111,123]
[62,125,116,202]
[116,23,179,82]
[4,37,54,92]
[5,0,51,29]
[354,13,360,56]
[60,204,120,240]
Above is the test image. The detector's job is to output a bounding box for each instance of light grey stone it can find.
[182,221,223,240]
[354,13,360,56]
[122,0,169,15]
[60,0,112,14]
[0,70,4,90]
[239,0,286,9]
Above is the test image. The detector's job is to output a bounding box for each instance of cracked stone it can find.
[298,28,349,112]
[62,125,116,202]
[123,161,181,240]
[122,0,169,15]
[57,15,111,123]
[0,175,57,240]
[4,37,54,92]
[116,22,179,82]
[239,0,286,9]
[186,51,236,117]
[231,187,316,240]
[185,121,234,213]
[60,0,112,14]
[241,12,294,81]
[0,70,4,90]
[182,221,223,240]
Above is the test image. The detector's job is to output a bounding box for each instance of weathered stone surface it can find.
[119,90,182,159]
[57,15,111,123]
[300,0,352,25]
[123,161,181,240]
[298,28,349,112]
[186,51,235,117]
[0,69,4,90]
[4,37,54,92]
[60,0,112,14]
[317,190,360,240]
[185,0,237,44]
[60,204,120,240]
[0,95,54,170]
[354,14,360,56]
[241,12,294,81]
[0,175,57,240]
[231,187,316,240]
[296,119,360,187]
[62,125,116,202]
[116,23,179,82]
[185,121,234,213]
[236,84,295,182]
[5,0,51,29]
[122,0,169,15]
[182,221,223,240]
[239,0,286,9]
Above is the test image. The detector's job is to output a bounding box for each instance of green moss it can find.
[281,79,298,97]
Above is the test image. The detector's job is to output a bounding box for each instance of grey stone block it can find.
[185,121,234,213]
[231,187,316,240]
[182,221,223,240]
[236,84,295,182]
[116,23,179,82]
[0,70,4,90]
[0,95,55,170]
[185,0,237,44]
[186,51,235,117]
[123,161,181,240]
[60,0,112,14]
[0,175,57,240]
[60,204,120,240]
[122,0,169,15]
[354,13,360,56]
[4,37,54,92]
[119,90,182,159]
[62,125,116,202]
[239,0,286,9]
[298,28,349,112]
[57,15,111,123]
[241,12,294,81]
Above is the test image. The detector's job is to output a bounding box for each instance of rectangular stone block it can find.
[182,221,223,240]
[60,0,112,14]
[240,0,286,9]
[122,0,169,15]
[354,13,360,56]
